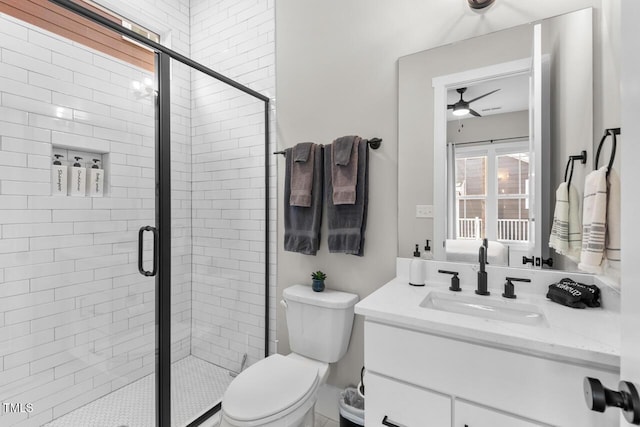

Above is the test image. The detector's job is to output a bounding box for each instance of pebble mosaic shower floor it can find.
[44,356,232,427]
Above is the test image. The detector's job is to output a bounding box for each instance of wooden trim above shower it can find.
[0,0,154,72]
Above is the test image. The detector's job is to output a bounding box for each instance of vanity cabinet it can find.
[455,401,544,427]
[365,371,543,427]
[363,320,619,427]
[366,372,451,426]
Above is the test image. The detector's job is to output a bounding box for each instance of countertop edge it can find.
[355,278,621,372]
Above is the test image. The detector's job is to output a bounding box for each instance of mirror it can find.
[398,8,593,271]
[434,56,539,269]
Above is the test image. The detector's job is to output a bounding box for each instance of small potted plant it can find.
[311,271,327,292]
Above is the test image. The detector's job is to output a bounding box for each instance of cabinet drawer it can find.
[365,372,451,427]
[455,401,545,427]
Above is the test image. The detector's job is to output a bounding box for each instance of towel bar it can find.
[564,150,587,188]
[273,137,382,155]
[595,127,620,176]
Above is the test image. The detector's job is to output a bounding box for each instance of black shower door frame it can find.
[49,1,271,426]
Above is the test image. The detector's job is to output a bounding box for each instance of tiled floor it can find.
[314,413,339,427]
[201,412,339,427]
[45,356,232,427]
[44,355,342,427]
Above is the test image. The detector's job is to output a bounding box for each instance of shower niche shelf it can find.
[52,145,110,198]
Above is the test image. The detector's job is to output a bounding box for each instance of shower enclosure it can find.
[0,1,270,426]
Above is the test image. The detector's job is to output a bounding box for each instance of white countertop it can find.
[355,267,620,371]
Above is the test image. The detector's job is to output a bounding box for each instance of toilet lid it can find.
[223,354,319,422]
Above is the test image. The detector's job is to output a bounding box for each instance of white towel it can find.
[605,168,621,276]
[549,182,582,262]
[578,167,608,273]
[445,239,509,266]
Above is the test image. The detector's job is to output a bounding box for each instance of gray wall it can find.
[544,10,595,270]
[447,111,529,145]
[275,0,615,388]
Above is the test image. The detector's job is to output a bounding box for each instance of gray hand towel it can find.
[294,142,313,162]
[332,136,360,205]
[334,136,355,165]
[284,145,324,255]
[326,138,369,256]
[290,142,315,207]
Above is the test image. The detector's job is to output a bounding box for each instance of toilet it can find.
[220,284,359,427]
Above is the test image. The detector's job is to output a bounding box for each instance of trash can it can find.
[339,387,364,427]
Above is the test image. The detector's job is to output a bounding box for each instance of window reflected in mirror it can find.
[451,141,530,246]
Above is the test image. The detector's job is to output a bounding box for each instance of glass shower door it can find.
[0,10,158,427]
[169,56,269,425]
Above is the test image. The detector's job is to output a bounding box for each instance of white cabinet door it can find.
[455,401,545,427]
[365,372,451,427]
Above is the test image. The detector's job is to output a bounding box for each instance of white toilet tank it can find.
[283,285,359,363]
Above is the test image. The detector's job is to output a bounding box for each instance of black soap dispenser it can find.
[422,239,433,260]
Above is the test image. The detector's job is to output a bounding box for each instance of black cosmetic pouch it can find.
[546,281,586,308]
[570,281,601,307]
[546,278,601,308]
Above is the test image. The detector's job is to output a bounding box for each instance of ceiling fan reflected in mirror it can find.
[448,87,500,117]
[468,0,495,10]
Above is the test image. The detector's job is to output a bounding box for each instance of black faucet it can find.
[502,277,531,299]
[438,269,461,292]
[475,242,490,296]
[482,238,488,264]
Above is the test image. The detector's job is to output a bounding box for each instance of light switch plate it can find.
[416,204,433,218]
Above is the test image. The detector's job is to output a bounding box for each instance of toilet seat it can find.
[222,354,319,425]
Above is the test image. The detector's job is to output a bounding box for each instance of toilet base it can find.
[299,407,314,427]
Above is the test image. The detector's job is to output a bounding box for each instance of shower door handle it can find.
[138,225,158,277]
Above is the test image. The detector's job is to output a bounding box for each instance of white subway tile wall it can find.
[190,0,276,371]
[0,0,276,423]
[0,11,190,425]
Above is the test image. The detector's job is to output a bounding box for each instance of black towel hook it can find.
[595,127,620,177]
[564,150,587,189]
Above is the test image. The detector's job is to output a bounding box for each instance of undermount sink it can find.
[420,291,548,327]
